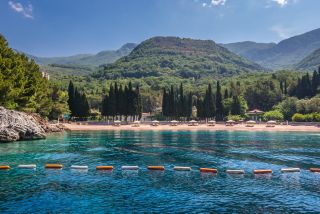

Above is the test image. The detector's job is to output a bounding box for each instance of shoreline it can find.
[63,123,320,133]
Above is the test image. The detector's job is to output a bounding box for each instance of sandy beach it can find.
[63,123,320,133]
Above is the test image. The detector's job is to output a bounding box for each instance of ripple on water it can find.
[0,130,320,213]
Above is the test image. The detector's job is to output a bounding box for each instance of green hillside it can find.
[295,48,320,71]
[94,36,266,79]
[223,28,320,70]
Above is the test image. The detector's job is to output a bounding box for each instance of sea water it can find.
[0,130,320,213]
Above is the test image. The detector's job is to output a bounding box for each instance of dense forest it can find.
[1,33,320,122]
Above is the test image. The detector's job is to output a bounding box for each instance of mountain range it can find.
[24,27,320,79]
[223,28,320,70]
[27,43,137,67]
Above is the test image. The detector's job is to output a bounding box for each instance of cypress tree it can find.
[312,70,319,96]
[215,81,224,121]
[280,81,284,94]
[101,95,109,117]
[284,81,287,95]
[178,83,185,118]
[162,88,168,117]
[231,96,241,115]
[68,81,75,116]
[108,84,116,119]
[169,85,175,117]
[134,85,142,119]
[224,89,229,99]
[187,92,192,119]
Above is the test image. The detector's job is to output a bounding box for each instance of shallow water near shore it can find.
[1,130,320,213]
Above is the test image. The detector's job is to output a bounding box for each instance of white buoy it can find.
[173,166,191,171]
[226,169,245,174]
[281,168,300,173]
[17,164,36,169]
[121,166,139,170]
[70,165,88,170]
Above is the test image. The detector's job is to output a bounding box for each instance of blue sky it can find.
[0,0,319,57]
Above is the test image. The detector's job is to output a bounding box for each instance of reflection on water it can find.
[0,130,320,213]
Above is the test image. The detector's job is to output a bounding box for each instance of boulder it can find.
[0,106,62,142]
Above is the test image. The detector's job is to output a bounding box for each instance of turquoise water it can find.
[1,130,320,213]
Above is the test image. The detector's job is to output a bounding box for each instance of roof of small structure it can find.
[247,109,264,115]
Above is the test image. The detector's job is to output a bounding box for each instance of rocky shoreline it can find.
[0,106,63,142]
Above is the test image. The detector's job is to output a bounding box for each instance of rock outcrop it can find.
[0,106,63,142]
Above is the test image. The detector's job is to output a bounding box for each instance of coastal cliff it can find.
[0,106,63,142]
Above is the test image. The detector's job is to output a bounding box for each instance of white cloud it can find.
[272,0,289,7]
[202,0,227,7]
[8,1,33,19]
[270,25,294,39]
[211,0,227,6]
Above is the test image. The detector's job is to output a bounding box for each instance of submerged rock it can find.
[0,106,62,142]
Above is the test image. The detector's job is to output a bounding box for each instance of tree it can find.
[215,81,224,120]
[0,34,51,117]
[275,97,298,121]
[230,96,241,115]
[68,81,75,116]
[263,110,284,121]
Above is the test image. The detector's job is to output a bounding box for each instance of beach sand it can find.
[63,123,320,133]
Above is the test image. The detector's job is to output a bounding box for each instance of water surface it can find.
[1,131,320,213]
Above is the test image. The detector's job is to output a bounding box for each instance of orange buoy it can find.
[310,168,320,172]
[45,164,63,169]
[148,166,165,170]
[0,165,10,170]
[200,168,218,173]
[253,169,272,174]
[96,166,114,170]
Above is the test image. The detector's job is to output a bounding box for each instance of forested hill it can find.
[93,36,266,79]
[26,43,137,67]
[223,28,320,70]
[295,48,320,71]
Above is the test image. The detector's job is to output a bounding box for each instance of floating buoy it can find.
[173,166,191,171]
[226,169,245,174]
[281,168,300,173]
[18,164,36,169]
[200,168,218,173]
[253,169,272,174]
[0,165,10,170]
[45,164,63,169]
[310,168,320,173]
[96,166,113,170]
[121,166,139,170]
[148,166,165,170]
[71,165,88,170]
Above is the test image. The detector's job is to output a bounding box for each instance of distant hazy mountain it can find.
[94,36,266,79]
[223,28,320,70]
[28,43,137,67]
[295,48,320,71]
[221,41,276,60]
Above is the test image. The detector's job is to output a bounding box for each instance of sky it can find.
[0,0,319,57]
